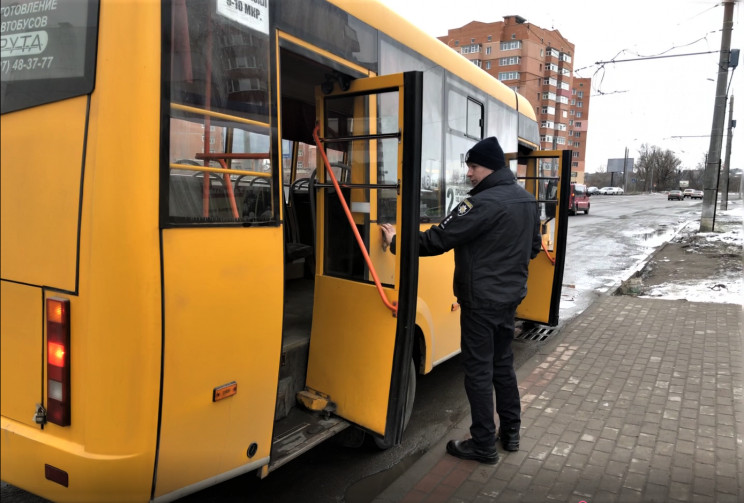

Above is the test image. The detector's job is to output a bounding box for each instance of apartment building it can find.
[438,16,591,183]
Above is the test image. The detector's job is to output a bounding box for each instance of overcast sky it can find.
[379,0,742,174]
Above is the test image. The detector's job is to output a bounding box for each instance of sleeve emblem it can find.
[456,198,474,216]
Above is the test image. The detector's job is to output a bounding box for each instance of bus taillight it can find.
[46,298,70,426]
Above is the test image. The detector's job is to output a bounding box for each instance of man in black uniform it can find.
[381,136,541,464]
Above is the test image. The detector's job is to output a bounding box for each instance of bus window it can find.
[466,98,483,140]
[0,0,99,114]
[165,0,276,226]
[379,36,444,221]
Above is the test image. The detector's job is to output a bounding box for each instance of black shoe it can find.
[497,426,520,451]
[446,439,499,464]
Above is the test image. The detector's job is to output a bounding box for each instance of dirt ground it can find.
[617,214,743,297]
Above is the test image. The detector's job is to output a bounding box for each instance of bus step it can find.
[263,409,349,477]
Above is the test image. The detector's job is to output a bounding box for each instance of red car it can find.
[569,183,590,215]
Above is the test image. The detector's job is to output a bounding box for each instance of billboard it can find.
[607,158,634,173]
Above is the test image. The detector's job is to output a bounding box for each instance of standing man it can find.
[381,137,541,464]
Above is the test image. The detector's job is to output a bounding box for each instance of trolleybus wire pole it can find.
[313,123,398,317]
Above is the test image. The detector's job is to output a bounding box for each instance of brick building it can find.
[438,16,591,183]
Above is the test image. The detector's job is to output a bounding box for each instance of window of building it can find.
[473,59,482,68]
[471,38,475,43]
[571,99,576,105]
[573,151,580,157]
[485,61,491,69]
[572,161,579,167]
[577,112,583,118]
[461,44,481,54]
[541,105,555,115]
[486,46,492,55]
[487,35,492,42]
[500,40,521,50]
[511,33,516,39]
[454,40,459,46]
[498,71,520,81]
[569,131,574,136]
[499,56,521,66]
[577,101,583,107]
[575,132,581,138]
[573,141,581,147]
[575,121,582,127]
[577,91,584,98]
[556,136,566,145]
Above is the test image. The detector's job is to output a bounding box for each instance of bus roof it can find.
[328,0,536,121]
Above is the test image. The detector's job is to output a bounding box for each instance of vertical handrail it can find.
[313,124,398,317]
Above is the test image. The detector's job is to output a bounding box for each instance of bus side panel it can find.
[416,250,460,370]
[156,227,283,497]
[0,97,88,291]
[0,282,42,426]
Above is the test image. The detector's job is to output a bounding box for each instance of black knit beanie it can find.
[464,137,506,171]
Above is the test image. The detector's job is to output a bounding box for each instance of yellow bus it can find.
[0,0,570,501]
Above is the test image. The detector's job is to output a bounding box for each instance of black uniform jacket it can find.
[393,167,541,308]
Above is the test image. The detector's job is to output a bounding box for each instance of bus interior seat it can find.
[169,172,232,220]
[284,179,314,277]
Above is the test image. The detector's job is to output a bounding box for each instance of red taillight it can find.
[46,297,70,426]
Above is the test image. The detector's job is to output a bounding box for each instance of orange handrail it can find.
[312,124,398,317]
[542,239,556,265]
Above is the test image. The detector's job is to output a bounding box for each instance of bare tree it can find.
[634,144,682,191]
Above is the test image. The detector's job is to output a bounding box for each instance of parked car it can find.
[690,190,703,199]
[587,186,599,195]
[683,188,696,198]
[668,190,684,201]
[599,186,624,195]
[569,183,590,215]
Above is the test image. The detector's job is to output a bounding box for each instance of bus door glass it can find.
[306,73,422,444]
[507,150,571,326]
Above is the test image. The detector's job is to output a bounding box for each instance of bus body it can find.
[0,0,570,501]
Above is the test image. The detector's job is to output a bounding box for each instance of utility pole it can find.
[700,0,734,231]
[720,96,734,211]
[623,147,629,193]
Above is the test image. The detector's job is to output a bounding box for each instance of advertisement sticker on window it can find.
[216,0,269,34]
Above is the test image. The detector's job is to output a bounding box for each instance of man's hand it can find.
[380,223,396,252]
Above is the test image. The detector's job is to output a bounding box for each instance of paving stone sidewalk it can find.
[375,296,744,503]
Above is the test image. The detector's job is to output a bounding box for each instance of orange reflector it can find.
[48,342,66,367]
[213,382,237,402]
[46,299,66,324]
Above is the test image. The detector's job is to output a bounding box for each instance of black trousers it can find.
[460,304,521,449]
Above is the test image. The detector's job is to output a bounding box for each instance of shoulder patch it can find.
[456,198,474,216]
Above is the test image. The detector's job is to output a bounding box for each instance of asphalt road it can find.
[2,192,707,503]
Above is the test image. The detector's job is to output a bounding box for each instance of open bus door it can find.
[303,72,422,447]
[506,150,571,326]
